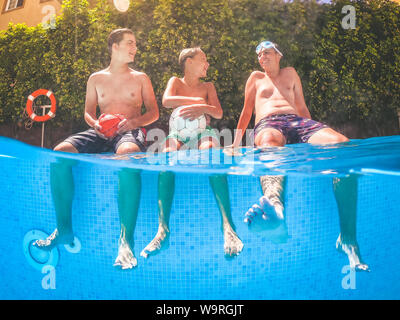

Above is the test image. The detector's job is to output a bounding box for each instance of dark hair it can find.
[178,47,203,73]
[107,28,135,56]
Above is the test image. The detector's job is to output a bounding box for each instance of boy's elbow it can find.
[84,111,94,122]
[162,97,172,107]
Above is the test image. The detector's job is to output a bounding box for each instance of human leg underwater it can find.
[333,174,369,272]
[114,168,142,269]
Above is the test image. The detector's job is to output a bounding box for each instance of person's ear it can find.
[112,42,119,53]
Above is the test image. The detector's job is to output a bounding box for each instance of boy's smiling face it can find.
[187,50,209,78]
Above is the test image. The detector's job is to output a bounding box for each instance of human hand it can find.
[223,144,243,156]
[194,97,207,104]
[179,105,205,121]
[93,120,108,139]
[116,117,137,135]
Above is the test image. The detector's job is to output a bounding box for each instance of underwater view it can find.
[0,135,399,299]
[1,0,400,304]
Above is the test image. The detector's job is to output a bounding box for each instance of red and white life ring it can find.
[26,89,57,122]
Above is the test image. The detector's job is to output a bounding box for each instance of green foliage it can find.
[43,0,117,126]
[136,0,238,129]
[0,24,51,123]
[0,0,116,128]
[229,0,325,125]
[0,0,399,137]
[309,0,400,136]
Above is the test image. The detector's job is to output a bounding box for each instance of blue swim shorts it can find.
[64,127,147,153]
[253,114,328,145]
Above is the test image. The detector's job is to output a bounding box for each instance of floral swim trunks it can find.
[253,114,328,145]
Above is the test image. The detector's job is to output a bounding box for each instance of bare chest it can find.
[256,77,294,101]
[176,84,208,102]
[96,77,142,109]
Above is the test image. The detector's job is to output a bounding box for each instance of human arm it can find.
[178,82,223,120]
[162,77,206,107]
[84,74,99,128]
[291,68,311,119]
[83,74,107,138]
[230,73,257,148]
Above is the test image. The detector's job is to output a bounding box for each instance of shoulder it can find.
[88,69,109,82]
[281,66,298,77]
[248,70,265,81]
[129,69,147,78]
[203,81,216,90]
[168,76,182,83]
[250,70,265,77]
[246,71,264,88]
[129,69,153,85]
[282,66,296,72]
[166,76,184,88]
[282,67,303,88]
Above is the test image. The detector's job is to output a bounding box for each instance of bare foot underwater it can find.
[223,224,244,257]
[140,225,170,258]
[140,225,243,258]
[244,175,288,243]
[336,234,369,272]
[34,228,74,251]
[244,195,288,244]
[114,237,138,269]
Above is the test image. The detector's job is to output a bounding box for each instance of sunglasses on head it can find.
[256,41,283,56]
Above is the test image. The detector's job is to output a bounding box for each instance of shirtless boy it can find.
[35,28,159,269]
[230,41,368,270]
[163,47,222,151]
[140,47,243,258]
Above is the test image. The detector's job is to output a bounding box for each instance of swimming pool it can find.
[0,135,399,299]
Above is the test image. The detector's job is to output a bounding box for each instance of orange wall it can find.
[0,0,62,30]
[0,0,116,30]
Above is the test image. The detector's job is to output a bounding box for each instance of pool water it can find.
[0,135,399,299]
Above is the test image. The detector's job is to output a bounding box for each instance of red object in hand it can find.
[98,113,125,138]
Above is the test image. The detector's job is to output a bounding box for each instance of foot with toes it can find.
[140,226,170,259]
[34,229,74,251]
[223,226,243,257]
[114,238,137,269]
[336,234,369,272]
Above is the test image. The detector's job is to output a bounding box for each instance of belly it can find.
[99,103,142,119]
[255,99,297,123]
